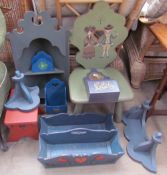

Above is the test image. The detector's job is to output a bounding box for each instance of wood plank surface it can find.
[59,0,122,3]
[150,23,167,49]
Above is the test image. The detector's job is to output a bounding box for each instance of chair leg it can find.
[73,104,83,114]
[114,102,123,123]
[0,125,8,151]
[147,64,167,118]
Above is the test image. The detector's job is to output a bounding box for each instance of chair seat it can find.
[69,67,134,104]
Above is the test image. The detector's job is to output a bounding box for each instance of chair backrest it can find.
[0,9,6,48]
[70,1,128,69]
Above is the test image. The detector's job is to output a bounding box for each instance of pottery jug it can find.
[131,59,146,88]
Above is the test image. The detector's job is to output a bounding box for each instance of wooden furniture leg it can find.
[73,104,83,114]
[0,116,8,151]
[126,0,147,30]
[39,0,46,12]
[0,131,8,151]
[147,64,167,117]
[55,0,123,27]
[23,0,33,11]
[147,23,167,118]
[114,102,123,122]
[55,0,62,27]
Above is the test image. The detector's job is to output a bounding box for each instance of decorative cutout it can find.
[7,11,68,63]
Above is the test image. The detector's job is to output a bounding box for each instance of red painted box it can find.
[4,109,39,142]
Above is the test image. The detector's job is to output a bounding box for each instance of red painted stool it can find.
[4,109,39,142]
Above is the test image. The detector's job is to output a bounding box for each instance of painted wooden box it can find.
[4,109,39,142]
[84,69,120,103]
[38,113,124,167]
[45,79,67,114]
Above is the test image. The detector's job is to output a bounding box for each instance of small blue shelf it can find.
[45,78,67,114]
[24,68,64,76]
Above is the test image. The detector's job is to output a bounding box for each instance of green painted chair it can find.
[0,8,11,150]
[0,8,6,48]
[69,2,134,122]
[0,8,9,118]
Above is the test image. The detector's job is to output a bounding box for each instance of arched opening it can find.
[16,38,67,98]
[17,38,63,73]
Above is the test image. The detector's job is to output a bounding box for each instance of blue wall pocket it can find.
[32,51,54,72]
[45,78,67,114]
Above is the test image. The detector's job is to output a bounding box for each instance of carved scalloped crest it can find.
[7,11,69,61]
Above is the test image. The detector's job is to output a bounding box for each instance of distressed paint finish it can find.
[123,101,162,173]
[38,113,124,167]
[7,11,69,74]
[7,11,69,97]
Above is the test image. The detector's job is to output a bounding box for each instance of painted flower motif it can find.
[95,155,105,161]
[74,157,87,164]
[57,157,68,163]
[38,61,48,70]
